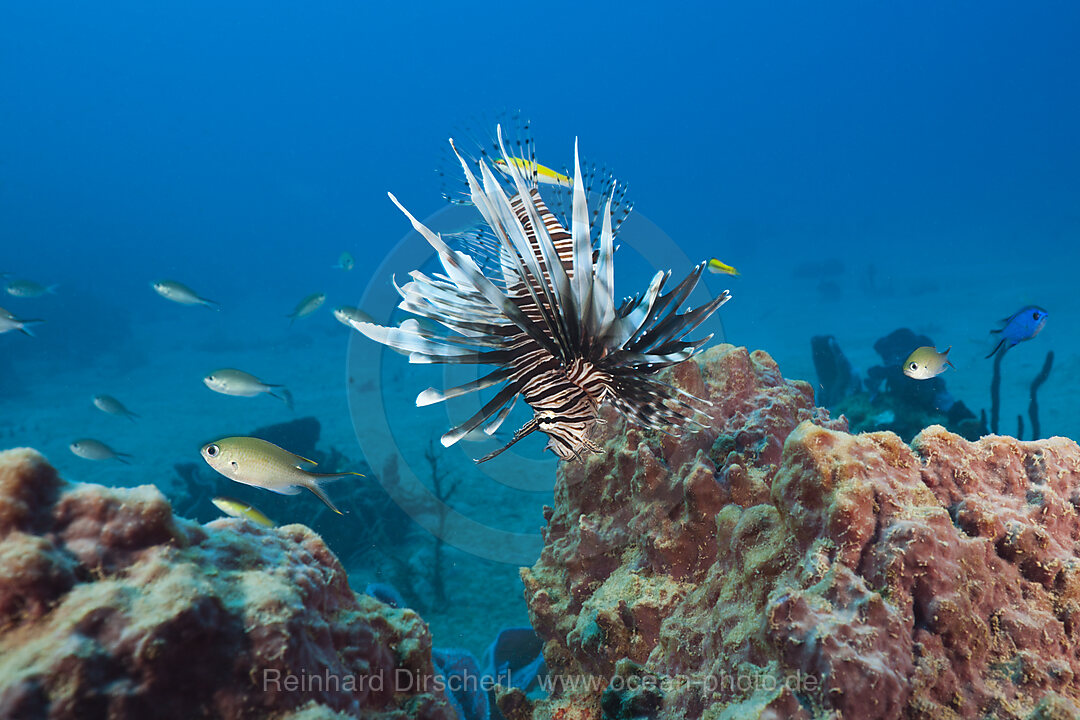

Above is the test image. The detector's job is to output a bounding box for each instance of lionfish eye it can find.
[206,444,219,457]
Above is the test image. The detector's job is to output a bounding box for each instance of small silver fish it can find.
[287,293,326,324]
[93,394,139,422]
[332,252,355,271]
[333,306,374,328]
[200,436,364,515]
[0,307,43,336]
[152,280,220,310]
[204,369,293,408]
[5,279,57,298]
[70,438,131,463]
[903,346,954,380]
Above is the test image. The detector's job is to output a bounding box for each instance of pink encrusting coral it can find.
[510,344,1080,720]
[0,448,456,720]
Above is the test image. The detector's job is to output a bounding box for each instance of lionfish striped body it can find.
[351,127,731,462]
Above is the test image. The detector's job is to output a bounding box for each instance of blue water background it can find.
[1,1,1078,652]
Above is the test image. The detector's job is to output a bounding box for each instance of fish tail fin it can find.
[47,284,60,294]
[985,338,1006,359]
[126,411,140,422]
[116,453,133,465]
[202,298,221,311]
[18,320,43,337]
[269,388,294,411]
[304,472,364,515]
[308,471,365,481]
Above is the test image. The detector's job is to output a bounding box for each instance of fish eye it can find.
[908,362,918,371]
[206,444,219,457]
[1033,311,1040,320]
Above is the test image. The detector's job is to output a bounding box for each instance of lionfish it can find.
[350,126,731,462]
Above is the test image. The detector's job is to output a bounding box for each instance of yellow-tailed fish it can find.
[204,368,293,409]
[332,252,355,271]
[0,307,43,336]
[287,292,325,324]
[152,280,220,310]
[70,438,131,463]
[707,258,740,277]
[903,346,954,380]
[333,306,374,328]
[200,437,363,515]
[493,157,572,187]
[93,394,139,422]
[211,496,275,527]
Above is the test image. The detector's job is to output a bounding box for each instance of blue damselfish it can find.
[986,306,1048,358]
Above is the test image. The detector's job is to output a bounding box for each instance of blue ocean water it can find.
[2,1,1078,656]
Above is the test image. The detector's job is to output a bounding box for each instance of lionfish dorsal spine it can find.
[461,142,569,357]
[493,126,580,358]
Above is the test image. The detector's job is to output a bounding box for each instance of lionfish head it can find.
[351,123,731,463]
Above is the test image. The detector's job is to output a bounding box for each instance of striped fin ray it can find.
[483,394,517,435]
[348,321,497,357]
[395,275,508,332]
[624,262,712,349]
[455,140,570,356]
[387,192,560,358]
[633,291,732,355]
[417,367,513,407]
[441,383,523,448]
[494,125,581,357]
[476,146,576,357]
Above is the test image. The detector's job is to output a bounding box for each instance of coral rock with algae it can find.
[517,344,1080,720]
[0,447,456,720]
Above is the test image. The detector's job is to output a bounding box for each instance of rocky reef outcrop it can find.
[512,344,1080,720]
[0,448,456,720]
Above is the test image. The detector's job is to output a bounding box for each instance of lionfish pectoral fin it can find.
[474,418,539,464]
[557,436,604,463]
[417,367,512,407]
[441,384,522,448]
[483,395,517,435]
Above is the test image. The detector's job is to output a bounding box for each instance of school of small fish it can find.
[3,249,370,522]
